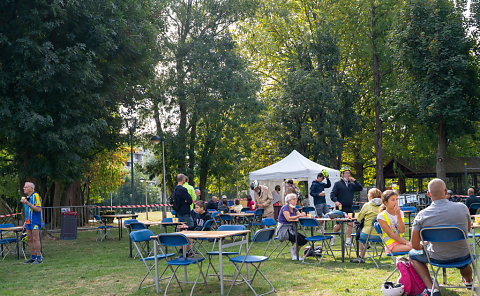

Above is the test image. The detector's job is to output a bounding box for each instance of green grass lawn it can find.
[0,226,472,296]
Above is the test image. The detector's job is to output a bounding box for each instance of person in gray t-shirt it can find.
[409,179,473,295]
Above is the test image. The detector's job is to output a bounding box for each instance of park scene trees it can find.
[1,0,480,208]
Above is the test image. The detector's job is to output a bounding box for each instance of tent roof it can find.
[249,150,337,180]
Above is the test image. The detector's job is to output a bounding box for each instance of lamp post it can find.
[139,178,154,220]
[151,135,167,218]
[126,117,137,204]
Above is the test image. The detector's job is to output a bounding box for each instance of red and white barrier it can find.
[452,195,469,198]
[0,213,22,218]
[92,204,172,209]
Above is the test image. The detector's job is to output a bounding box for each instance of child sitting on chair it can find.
[377,190,412,253]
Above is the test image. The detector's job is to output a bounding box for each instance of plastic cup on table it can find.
[307,213,311,218]
[348,213,353,219]
[475,217,480,225]
[173,218,178,223]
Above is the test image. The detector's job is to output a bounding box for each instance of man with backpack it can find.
[170,174,193,228]
[409,179,472,296]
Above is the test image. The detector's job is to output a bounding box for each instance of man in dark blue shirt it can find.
[330,167,363,246]
[309,172,331,217]
[172,174,193,228]
[465,188,480,215]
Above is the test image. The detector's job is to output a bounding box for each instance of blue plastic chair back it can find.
[0,224,14,229]
[203,219,214,230]
[220,214,233,221]
[420,225,467,243]
[295,205,301,209]
[211,211,220,218]
[352,205,360,211]
[217,225,246,231]
[373,222,382,235]
[241,208,250,213]
[129,222,147,231]
[298,217,319,228]
[469,203,480,210]
[158,233,190,247]
[252,228,275,243]
[162,218,173,223]
[227,200,234,206]
[207,209,216,213]
[130,229,154,243]
[123,219,138,226]
[254,208,264,216]
[171,210,176,217]
[94,215,102,222]
[262,218,276,227]
[246,211,255,214]
[302,206,315,213]
[400,206,417,213]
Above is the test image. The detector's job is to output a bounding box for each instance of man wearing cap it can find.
[251,180,274,218]
[330,167,363,246]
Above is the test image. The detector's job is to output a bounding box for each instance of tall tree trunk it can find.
[436,121,447,180]
[371,1,385,190]
[174,0,193,173]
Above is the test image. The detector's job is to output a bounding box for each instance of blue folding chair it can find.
[0,223,17,260]
[373,222,410,281]
[94,215,114,241]
[420,225,480,296]
[205,225,248,280]
[193,219,215,256]
[298,218,335,264]
[161,218,173,223]
[357,218,384,267]
[220,214,234,225]
[301,206,316,216]
[261,218,286,258]
[130,229,175,291]
[128,222,149,258]
[227,228,276,296]
[157,233,210,296]
[250,208,264,231]
[469,203,480,215]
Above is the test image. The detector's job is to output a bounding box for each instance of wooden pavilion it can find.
[380,157,480,194]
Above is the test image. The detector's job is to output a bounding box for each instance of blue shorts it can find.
[358,232,381,243]
[409,249,471,269]
[25,223,41,231]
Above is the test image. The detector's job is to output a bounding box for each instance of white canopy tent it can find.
[249,150,340,206]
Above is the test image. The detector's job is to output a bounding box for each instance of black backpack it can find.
[169,188,181,211]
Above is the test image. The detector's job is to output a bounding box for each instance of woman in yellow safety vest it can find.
[376,190,412,253]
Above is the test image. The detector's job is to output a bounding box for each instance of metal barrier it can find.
[40,205,172,231]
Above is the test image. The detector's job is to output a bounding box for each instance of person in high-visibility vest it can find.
[377,190,412,254]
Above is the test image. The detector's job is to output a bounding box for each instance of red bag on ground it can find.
[397,258,426,295]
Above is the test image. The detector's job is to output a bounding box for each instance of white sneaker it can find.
[330,236,336,246]
[289,246,295,259]
[345,241,352,247]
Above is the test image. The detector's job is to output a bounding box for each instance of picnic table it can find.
[151,229,250,295]
[101,214,138,240]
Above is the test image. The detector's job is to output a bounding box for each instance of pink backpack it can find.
[397,258,426,295]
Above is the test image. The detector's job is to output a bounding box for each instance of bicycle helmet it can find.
[340,166,350,174]
[250,180,259,190]
[321,169,329,178]
[381,282,404,296]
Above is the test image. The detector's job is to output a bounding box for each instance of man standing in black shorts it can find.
[310,170,331,217]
